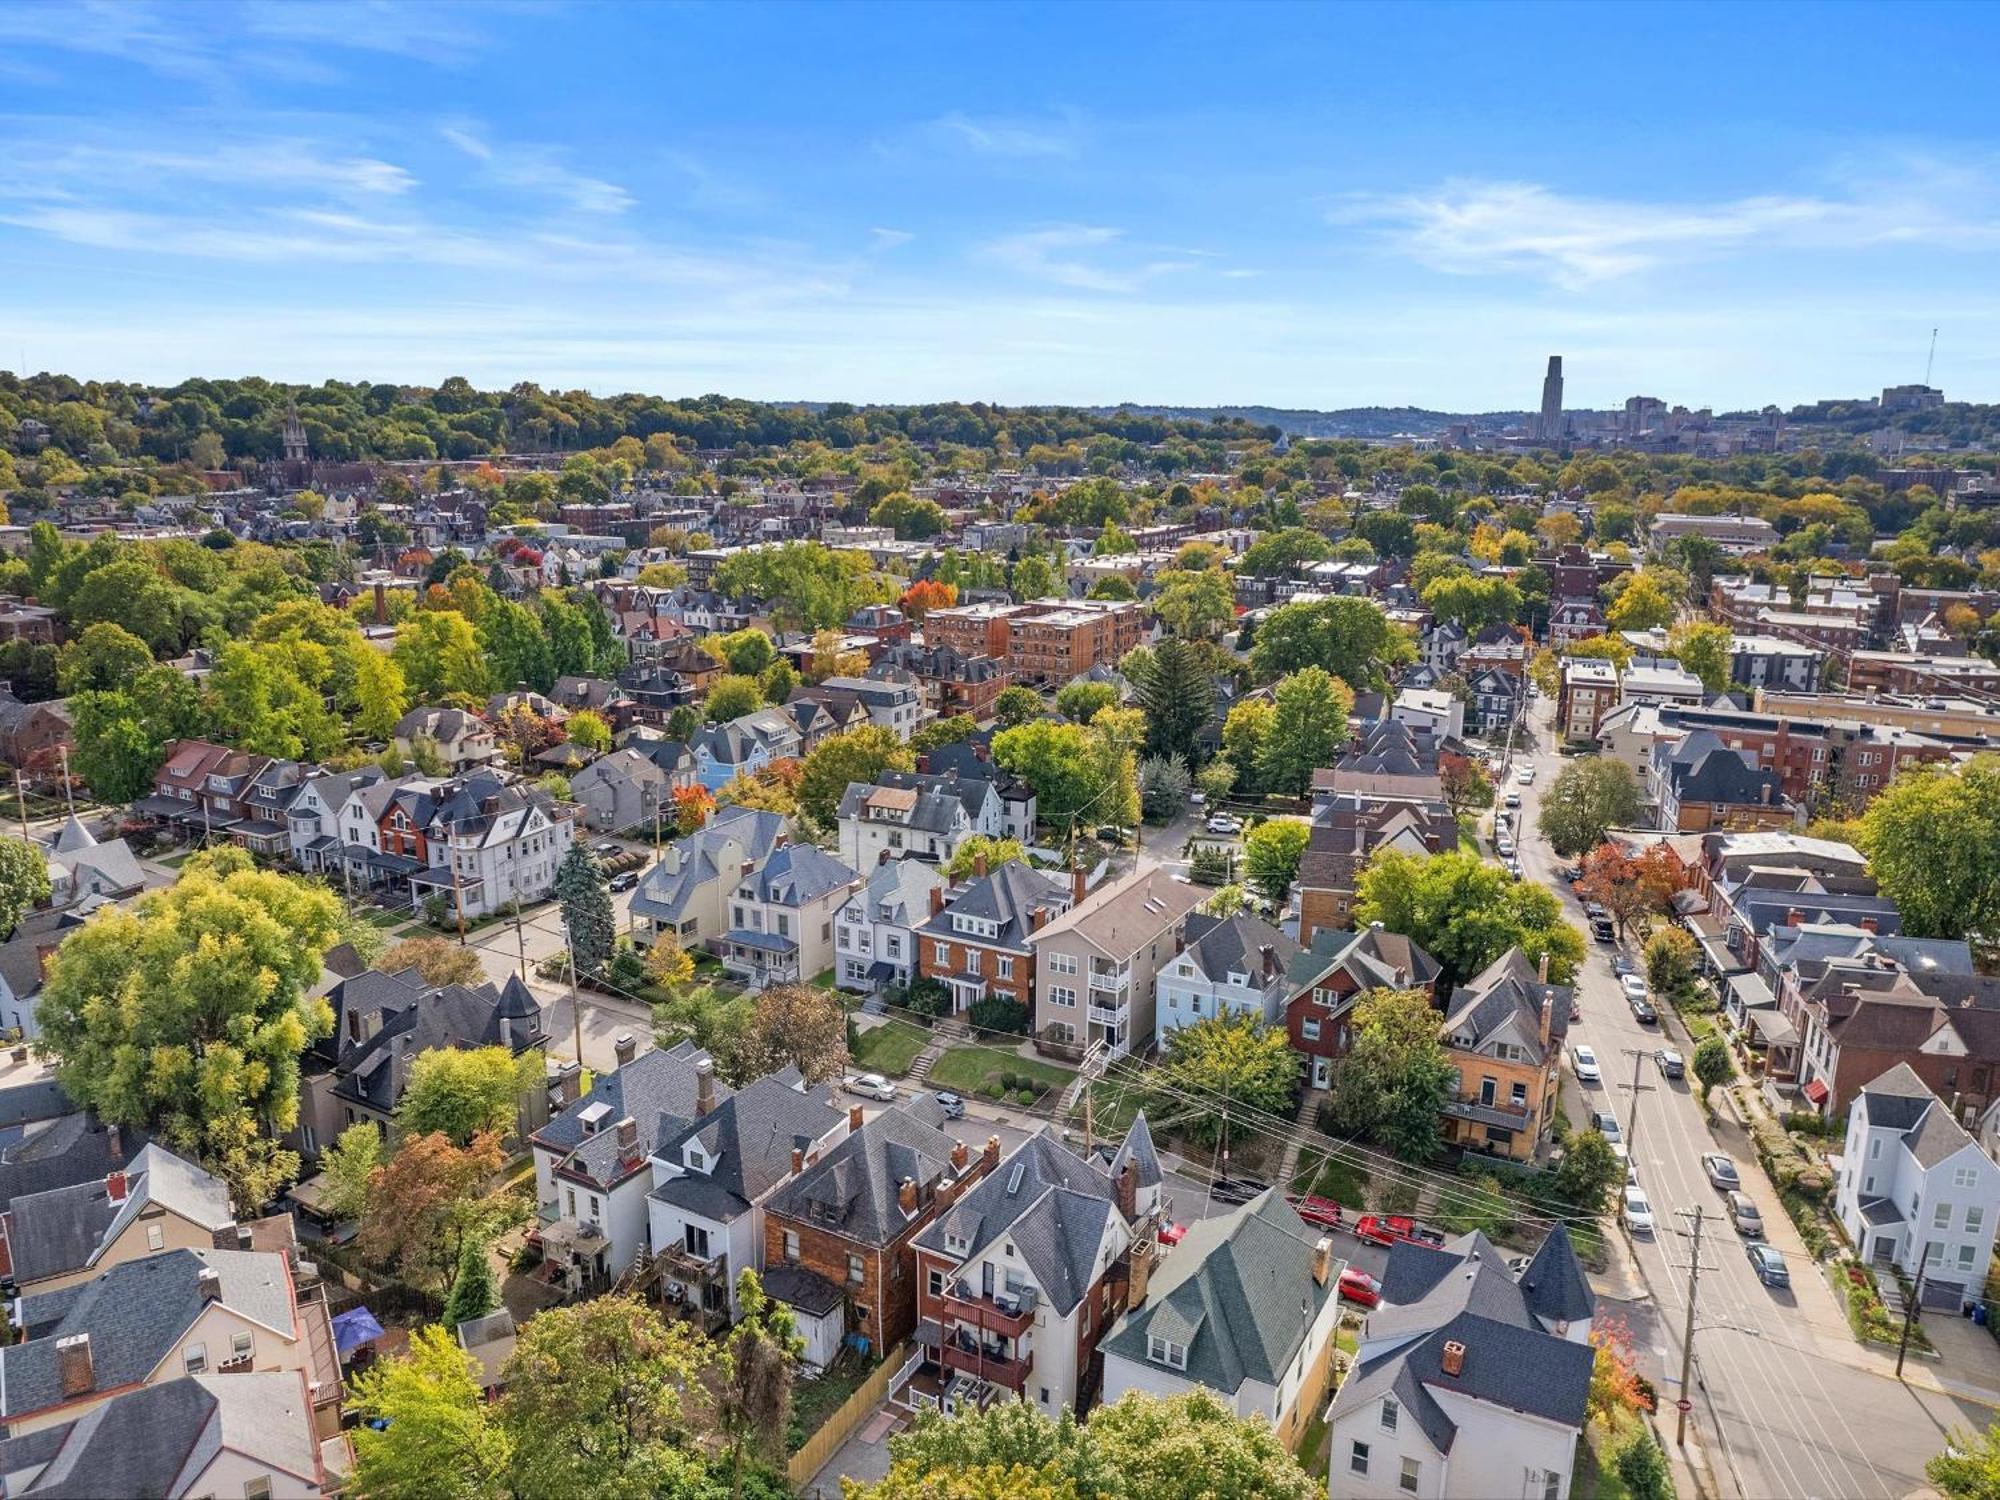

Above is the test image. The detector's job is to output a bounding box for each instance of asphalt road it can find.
[1512,696,1982,1500]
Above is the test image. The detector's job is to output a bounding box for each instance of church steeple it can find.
[282,398,308,463]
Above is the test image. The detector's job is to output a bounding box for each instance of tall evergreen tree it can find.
[442,1234,498,1329]
[553,843,615,975]
[1136,636,1214,764]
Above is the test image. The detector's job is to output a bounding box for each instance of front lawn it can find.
[928,1045,1072,1105]
[848,1019,929,1078]
[1289,1151,1369,1209]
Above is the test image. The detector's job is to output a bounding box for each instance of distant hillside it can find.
[1084,404,1532,439]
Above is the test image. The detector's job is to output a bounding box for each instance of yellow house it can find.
[1438,949,1573,1163]
[0,1144,236,1294]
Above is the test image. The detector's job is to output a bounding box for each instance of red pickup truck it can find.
[1287,1194,1345,1230]
[1352,1213,1447,1248]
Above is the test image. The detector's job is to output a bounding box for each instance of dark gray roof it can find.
[325,967,542,1113]
[630,805,787,925]
[919,862,1070,953]
[0,1118,145,1210]
[1905,1103,1977,1169]
[2,1249,294,1418]
[1441,948,1572,1066]
[750,843,858,908]
[1100,1190,1338,1395]
[1105,1114,1162,1191]
[650,1072,845,1222]
[763,1264,844,1317]
[1517,1224,1596,1326]
[0,1079,72,1131]
[838,859,947,932]
[1179,911,1300,984]
[765,1100,964,1249]
[534,1041,729,1191]
[1858,1061,1939,1132]
[5,1145,231,1284]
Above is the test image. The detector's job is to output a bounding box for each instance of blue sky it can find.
[5,0,2000,411]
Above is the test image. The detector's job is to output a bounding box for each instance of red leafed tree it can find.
[1588,1312,1653,1419]
[898,579,959,622]
[492,704,566,765]
[1438,751,1495,819]
[1576,842,1690,940]
[358,1130,504,1293]
[671,784,715,836]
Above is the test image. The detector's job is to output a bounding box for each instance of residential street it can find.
[1512,697,1993,1500]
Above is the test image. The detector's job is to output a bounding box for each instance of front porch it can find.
[719,929,801,990]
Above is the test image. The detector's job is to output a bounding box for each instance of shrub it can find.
[969,996,1030,1035]
[998,1069,1018,1091]
[1016,1089,1036,1107]
[985,1082,1006,1101]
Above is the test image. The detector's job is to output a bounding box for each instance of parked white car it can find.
[1620,973,1650,1004]
[1571,1044,1601,1083]
[1622,1185,1655,1234]
[1205,814,1241,835]
[1517,767,1536,785]
[844,1072,896,1101]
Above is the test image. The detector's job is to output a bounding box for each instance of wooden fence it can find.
[787,1341,914,1490]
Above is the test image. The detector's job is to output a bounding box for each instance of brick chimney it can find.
[1127,1238,1153,1309]
[695,1058,716,1116]
[791,1147,804,1175]
[930,886,945,917]
[105,1170,128,1206]
[934,1176,960,1212]
[1312,1236,1333,1286]
[55,1334,93,1398]
[1537,952,1549,985]
[613,1032,637,1068]
[1260,944,1277,980]
[973,850,988,878]
[897,1177,918,1216]
[615,1116,639,1164]
[1787,908,1803,927]
[848,1103,865,1132]
[1071,864,1087,905]
[1116,1159,1137,1221]
[1860,915,1878,934]
[1030,905,1049,932]
[950,1139,970,1172]
[982,1135,1002,1173]
[196,1266,222,1305]
[1539,992,1554,1049]
[1441,1339,1466,1377]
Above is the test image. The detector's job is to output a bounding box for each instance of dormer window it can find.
[1147,1335,1187,1370]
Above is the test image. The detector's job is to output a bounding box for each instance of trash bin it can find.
[1973,1303,1988,1327]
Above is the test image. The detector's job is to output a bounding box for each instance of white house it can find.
[283,766,384,873]
[1392,687,1464,744]
[1099,1189,1346,1457]
[1837,1063,2000,1307]
[836,771,1001,874]
[1330,1227,1595,1500]
[833,859,949,994]
[1155,911,1300,1049]
[645,1072,850,1331]
[815,674,926,742]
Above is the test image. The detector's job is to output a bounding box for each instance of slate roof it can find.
[836,859,947,934]
[0,1118,145,1209]
[837,771,991,836]
[320,966,543,1113]
[1858,1063,1978,1167]
[1178,910,1300,985]
[916,1134,1123,1317]
[0,1079,72,1131]
[1335,1227,1595,1455]
[1103,1114,1163,1192]
[1,1249,294,1418]
[1100,1189,1337,1397]
[920,862,1071,954]
[1286,922,1443,1003]
[765,1100,965,1249]
[630,805,788,925]
[534,1041,729,1192]
[4,1145,232,1285]
[1441,947,1572,1066]
[747,843,859,909]
[1659,732,1783,807]
[0,1372,321,1498]
[649,1072,845,1224]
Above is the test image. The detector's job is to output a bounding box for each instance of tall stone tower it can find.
[1536,356,1564,443]
[282,399,309,464]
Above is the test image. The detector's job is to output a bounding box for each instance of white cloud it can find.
[931,110,1078,159]
[978,225,1212,294]
[439,121,633,215]
[870,227,914,250]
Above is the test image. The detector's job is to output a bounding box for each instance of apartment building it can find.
[922,598,1144,687]
[1438,950,1572,1163]
[1557,658,1619,742]
[1030,865,1205,1058]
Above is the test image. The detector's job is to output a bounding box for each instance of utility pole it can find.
[1897,1266,1927,1377]
[1675,1205,1707,1446]
[565,926,584,1074]
[11,769,27,841]
[513,903,529,981]
[1620,1048,1657,1161]
[56,747,73,820]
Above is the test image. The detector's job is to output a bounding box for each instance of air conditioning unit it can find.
[994,1292,1019,1315]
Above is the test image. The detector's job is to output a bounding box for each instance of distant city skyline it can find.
[3,1,1999,409]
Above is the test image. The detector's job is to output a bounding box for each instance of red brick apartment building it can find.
[923,598,1144,687]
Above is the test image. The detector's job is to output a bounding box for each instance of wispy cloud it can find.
[440,122,633,215]
[931,110,1080,160]
[870,227,914,251]
[1336,167,2000,286]
[978,225,1203,294]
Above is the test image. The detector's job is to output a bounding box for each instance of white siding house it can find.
[1155,911,1300,1050]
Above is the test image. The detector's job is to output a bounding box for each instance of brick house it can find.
[1295,791,1457,950]
[761,1100,996,1355]
[1438,949,1573,1162]
[1284,924,1442,1090]
[918,862,1077,1016]
[1557,658,1619,742]
[874,643,1011,723]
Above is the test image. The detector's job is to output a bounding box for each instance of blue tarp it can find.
[333,1306,386,1357]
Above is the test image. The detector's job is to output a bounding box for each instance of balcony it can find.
[942,1282,1037,1338]
[1088,1003,1126,1026]
[1442,1094,1534,1131]
[1088,966,1130,994]
[939,1337,1032,1393]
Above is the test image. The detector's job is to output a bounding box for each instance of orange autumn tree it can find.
[898,579,958,622]
[1576,841,1690,941]
[1588,1312,1652,1420]
[671,783,715,835]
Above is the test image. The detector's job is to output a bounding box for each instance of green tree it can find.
[1420,572,1522,632]
[1094,519,1136,555]
[995,684,1045,727]
[1248,596,1413,691]
[383,934,487,987]
[798,725,914,833]
[1238,527,1334,577]
[946,835,1028,879]
[397,1046,536,1146]
[1135,636,1215,764]
[1221,699,1274,795]
[350,1324,512,1500]
[1860,755,2000,943]
[567,709,613,754]
[69,665,209,802]
[870,492,948,540]
[759,656,798,705]
[477,598,554,694]
[1616,1433,1673,1500]
[1604,573,1677,634]
[1928,1424,2000,1500]
[395,610,493,701]
[911,714,976,753]
[55,621,153,695]
[1327,987,1454,1163]
[1667,620,1733,694]
[35,848,337,1209]
[704,674,764,723]
[1087,574,1136,602]
[1137,754,1193,823]
[1243,818,1310,906]
[0,837,51,938]
[318,1121,382,1224]
[713,542,890,633]
[1644,927,1698,999]
[715,1270,804,1498]
[1536,758,1644,858]
[711,628,776,677]
[66,557,190,656]
[1257,667,1352,797]
[500,1294,713,1499]
[1552,1128,1621,1213]
[1154,1014,1299,1147]
[1151,567,1235,640]
[1011,553,1059,601]
[1692,1036,1735,1102]
[1352,848,1583,988]
[1056,680,1119,724]
[554,843,615,975]
[1196,758,1236,805]
[442,1235,499,1329]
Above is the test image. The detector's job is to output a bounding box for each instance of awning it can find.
[1726,972,1777,1013]
[1747,1009,1799,1048]
[332,1307,386,1357]
[723,929,797,955]
[1803,1078,1829,1105]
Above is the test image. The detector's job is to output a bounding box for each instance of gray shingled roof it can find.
[919,862,1070,953]
[1179,911,1300,985]
[534,1041,729,1191]
[1100,1189,1337,1396]
[5,1145,230,1284]
[649,1072,844,1222]
[1517,1224,1596,1327]
[749,843,859,908]
[1858,1062,1938,1132]
[765,1101,963,1249]
[630,805,787,925]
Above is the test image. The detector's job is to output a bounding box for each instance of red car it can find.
[1337,1268,1382,1308]
[1157,1221,1188,1247]
[1288,1194,1344,1230]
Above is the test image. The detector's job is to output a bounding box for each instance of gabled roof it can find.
[764,1100,964,1249]
[1100,1189,1337,1396]
[4,1145,232,1285]
[1517,1223,1595,1326]
[1287,922,1443,1001]
[649,1072,844,1223]
[1177,910,1300,986]
[837,858,948,932]
[921,862,1070,953]
[1440,947,1572,1064]
[630,805,788,924]
[747,843,858,909]
[534,1041,728,1192]
[1030,864,1204,957]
